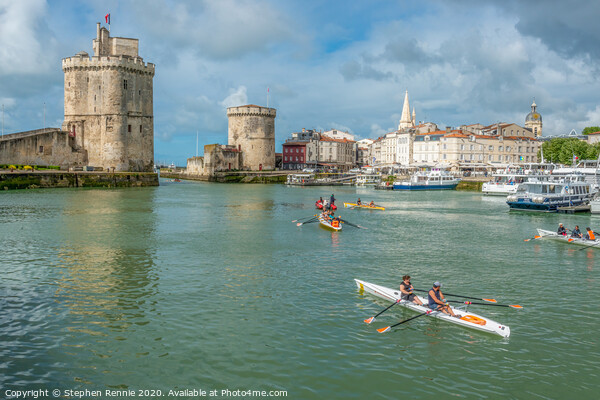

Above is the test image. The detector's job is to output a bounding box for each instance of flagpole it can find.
[196,130,198,157]
[267,87,269,108]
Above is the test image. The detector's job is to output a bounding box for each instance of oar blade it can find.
[364,317,374,324]
[377,326,391,334]
[509,304,523,309]
[482,298,497,303]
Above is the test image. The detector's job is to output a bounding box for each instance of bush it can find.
[23,165,33,170]
[8,165,16,170]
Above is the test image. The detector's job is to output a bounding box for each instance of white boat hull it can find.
[355,279,510,338]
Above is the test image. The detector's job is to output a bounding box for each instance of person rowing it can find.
[557,223,567,236]
[399,275,423,306]
[571,225,582,238]
[369,201,375,207]
[585,227,596,241]
[428,281,458,317]
[356,198,362,205]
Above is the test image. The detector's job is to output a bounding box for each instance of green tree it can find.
[539,138,599,165]
[582,126,600,135]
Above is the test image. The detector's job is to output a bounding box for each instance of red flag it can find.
[105,13,110,24]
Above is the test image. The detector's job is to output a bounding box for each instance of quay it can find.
[0,171,159,190]
[557,204,591,214]
[162,170,288,184]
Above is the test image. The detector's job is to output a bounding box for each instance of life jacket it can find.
[587,230,596,240]
[332,220,340,228]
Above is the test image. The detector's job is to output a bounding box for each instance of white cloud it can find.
[220,86,248,108]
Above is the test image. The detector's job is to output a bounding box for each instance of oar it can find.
[463,301,523,309]
[339,218,367,229]
[291,215,317,223]
[524,235,542,242]
[296,217,318,226]
[364,299,401,324]
[377,310,433,333]
[413,289,497,303]
[577,239,600,251]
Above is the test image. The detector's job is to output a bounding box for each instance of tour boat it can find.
[393,169,461,190]
[318,214,342,231]
[355,279,510,338]
[343,202,385,211]
[506,174,595,212]
[535,229,600,249]
[356,173,382,186]
[482,163,556,196]
[591,196,600,214]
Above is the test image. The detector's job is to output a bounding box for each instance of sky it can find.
[1,0,600,166]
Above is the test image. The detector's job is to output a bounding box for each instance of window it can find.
[489,145,494,151]
[139,90,141,96]
[124,80,128,89]
[39,146,44,153]
[499,146,503,152]
[443,154,447,159]
[443,144,447,150]
[140,125,142,133]
[284,156,287,161]
[94,95,96,101]
[460,144,465,150]
[470,144,473,151]
[128,125,131,133]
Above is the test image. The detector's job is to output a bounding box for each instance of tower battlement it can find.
[227,105,276,118]
[62,55,155,75]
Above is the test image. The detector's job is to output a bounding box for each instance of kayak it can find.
[536,229,600,249]
[316,201,323,210]
[319,214,342,232]
[344,202,385,211]
[354,279,510,338]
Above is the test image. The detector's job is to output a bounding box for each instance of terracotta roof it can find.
[283,142,307,146]
[320,135,356,143]
[587,131,600,135]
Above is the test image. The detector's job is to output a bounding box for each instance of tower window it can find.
[94,95,96,101]
[98,85,101,90]
[124,80,128,89]
[139,90,141,96]
[39,146,44,153]
[128,125,132,133]
[139,125,142,133]
[87,77,89,82]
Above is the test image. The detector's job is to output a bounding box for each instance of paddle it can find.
[413,289,497,303]
[339,218,367,229]
[376,310,433,333]
[364,299,401,324]
[523,235,542,242]
[463,301,523,309]
[577,239,600,251]
[291,215,317,223]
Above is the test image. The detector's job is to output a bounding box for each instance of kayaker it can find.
[557,223,567,236]
[369,201,375,207]
[357,198,362,205]
[585,227,596,240]
[571,225,582,238]
[399,275,423,306]
[428,282,458,317]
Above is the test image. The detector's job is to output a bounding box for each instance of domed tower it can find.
[525,100,542,138]
[227,104,276,170]
[62,23,155,171]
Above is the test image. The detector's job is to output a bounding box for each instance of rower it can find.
[330,193,336,206]
[428,282,458,317]
[571,225,582,238]
[557,223,567,236]
[369,201,375,207]
[399,275,423,306]
[585,227,596,241]
[357,198,362,205]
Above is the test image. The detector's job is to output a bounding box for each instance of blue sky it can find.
[2,0,600,166]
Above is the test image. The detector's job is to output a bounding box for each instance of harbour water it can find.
[1,181,598,399]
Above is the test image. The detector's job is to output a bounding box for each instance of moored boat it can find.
[506,174,595,212]
[393,169,461,190]
[318,213,342,231]
[535,229,600,249]
[354,279,510,337]
[482,163,556,196]
[343,202,385,211]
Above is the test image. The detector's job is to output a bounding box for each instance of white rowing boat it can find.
[355,279,510,338]
[536,229,600,249]
[318,213,342,231]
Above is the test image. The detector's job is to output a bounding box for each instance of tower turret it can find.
[398,90,413,131]
[227,105,276,170]
[525,99,542,137]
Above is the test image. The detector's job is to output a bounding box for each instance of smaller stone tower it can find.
[227,105,276,170]
[398,90,414,131]
[525,100,542,137]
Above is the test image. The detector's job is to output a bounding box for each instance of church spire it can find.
[398,90,413,130]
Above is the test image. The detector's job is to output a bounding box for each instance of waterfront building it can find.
[0,23,155,172]
[317,135,356,171]
[412,131,445,164]
[586,131,600,144]
[282,142,308,170]
[322,129,355,141]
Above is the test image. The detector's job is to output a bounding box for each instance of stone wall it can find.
[0,171,158,190]
[0,129,86,168]
[227,105,276,171]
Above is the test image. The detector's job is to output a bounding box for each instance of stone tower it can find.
[398,90,414,131]
[62,23,155,172]
[227,104,276,170]
[525,100,542,138]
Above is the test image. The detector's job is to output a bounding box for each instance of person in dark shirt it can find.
[571,225,582,238]
[399,275,423,306]
[557,223,567,236]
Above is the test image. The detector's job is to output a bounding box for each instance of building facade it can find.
[282,142,308,170]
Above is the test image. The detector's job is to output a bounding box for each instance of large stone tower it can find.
[62,23,155,172]
[227,104,276,170]
[525,100,542,138]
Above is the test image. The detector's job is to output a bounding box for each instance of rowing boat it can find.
[536,229,600,249]
[318,214,342,231]
[354,279,510,337]
[343,202,385,211]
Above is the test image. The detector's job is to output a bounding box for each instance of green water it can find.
[1,181,598,399]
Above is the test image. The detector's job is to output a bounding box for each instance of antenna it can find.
[196,130,198,157]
